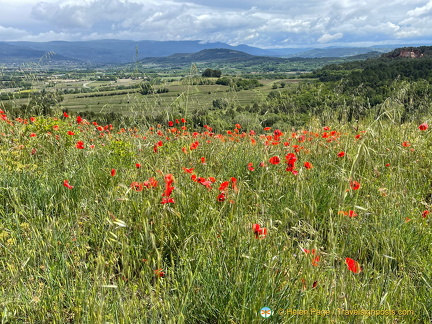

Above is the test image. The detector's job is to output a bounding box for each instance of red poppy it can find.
[385,163,390,167]
[154,269,166,278]
[135,163,142,168]
[201,157,206,164]
[419,123,428,131]
[231,177,238,192]
[63,112,69,118]
[168,121,174,127]
[263,127,271,131]
[75,141,85,149]
[269,156,281,165]
[190,141,199,150]
[63,180,73,189]
[323,126,330,131]
[402,141,410,147]
[217,193,226,202]
[252,224,267,239]
[67,131,75,135]
[130,181,143,191]
[161,197,175,204]
[311,255,320,267]
[337,151,345,157]
[30,133,36,137]
[111,168,116,177]
[350,181,361,190]
[219,181,230,192]
[182,167,194,174]
[348,210,358,217]
[345,257,362,273]
[247,163,255,171]
[422,210,430,218]
[181,118,186,123]
[143,177,158,188]
[304,161,313,169]
[76,116,82,124]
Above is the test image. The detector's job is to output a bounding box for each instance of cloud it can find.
[1,0,431,47]
[317,33,343,43]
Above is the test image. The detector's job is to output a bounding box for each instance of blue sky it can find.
[2,0,432,48]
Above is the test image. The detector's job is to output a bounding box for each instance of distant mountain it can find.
[140,48,266,64]
[282,47,397,58]
[0,42,76,64]
[1,40,273,65]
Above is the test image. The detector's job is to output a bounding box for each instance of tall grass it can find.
[0,111,431,323]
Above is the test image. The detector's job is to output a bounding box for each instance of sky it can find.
[1,0,432,48]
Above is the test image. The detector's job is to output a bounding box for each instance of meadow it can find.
[0,107,431,323]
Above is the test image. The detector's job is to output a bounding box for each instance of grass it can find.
[0,110,431,323]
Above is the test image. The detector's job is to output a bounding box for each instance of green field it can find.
[0,109,431,323]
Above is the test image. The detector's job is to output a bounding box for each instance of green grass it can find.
[0,111,431,323]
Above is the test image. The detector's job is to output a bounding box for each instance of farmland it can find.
[1,47,432,323]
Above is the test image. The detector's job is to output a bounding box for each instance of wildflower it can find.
[311,256,320,267]
[263,127,271,131]
[182,167,194,174]
[30,133,37,137]
[135,163,142,168]
[345,257,362,273]
[337,151,345,157]
[111,169,116,177]
[63,112,69,118]
[217,193,226,202]
[402,141,410,147]
[422,210,430,218]
[231,177,239,193]
[190,141,199,150]
[350,181,361,190]
[160,197,175,204]
[63,180,73,189]
[76,116,82,124]
[385,163,391,167]
[247,162,255,171]
[130,181,143,191]
[419,123,428,131]
[154,269,166,278]
[200,157,206,164]
[252,224,267,239]
[304,161,313,169]
[75,141,85,149]
[168,121,174,127]
[269,156,280,165]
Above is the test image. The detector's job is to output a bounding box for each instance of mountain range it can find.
[0,39,418,66]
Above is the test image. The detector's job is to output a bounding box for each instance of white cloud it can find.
[0,0,431,47]
[317,33,343,43]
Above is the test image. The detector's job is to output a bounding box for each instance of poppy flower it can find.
[218,181,230,192]
[161,197,175,204]
[419,123,428,131]
[247,163,255,171]
[182,167,194,174]
[75,141,85,149]
[111,168,116,177]
[217,193,226,202]
[422,210,430,218]
[350,181,361,190]
[263,127,271,131]
[402,141,410,147]
[231,177,239,192]
[63,180,73,189]
[63,112,69,118]
[337,151,345,157]
[135,163,142,168]
[304,161,313,169]
[30,133,37,137]
[311,256,320,267]
[269,156,281,165]
[154,269,166,278]
[76,116,82,124]
[201,157,206,164]
[252,224,267,239]
[130,181,143,191]
[345,257,362,273]
[168,121,174,127]
[181,118,186,123]
[190,141,199,150]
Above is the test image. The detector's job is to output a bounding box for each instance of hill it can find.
[0,40,272,65]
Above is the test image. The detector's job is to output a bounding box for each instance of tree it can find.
[202,69,222,78]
